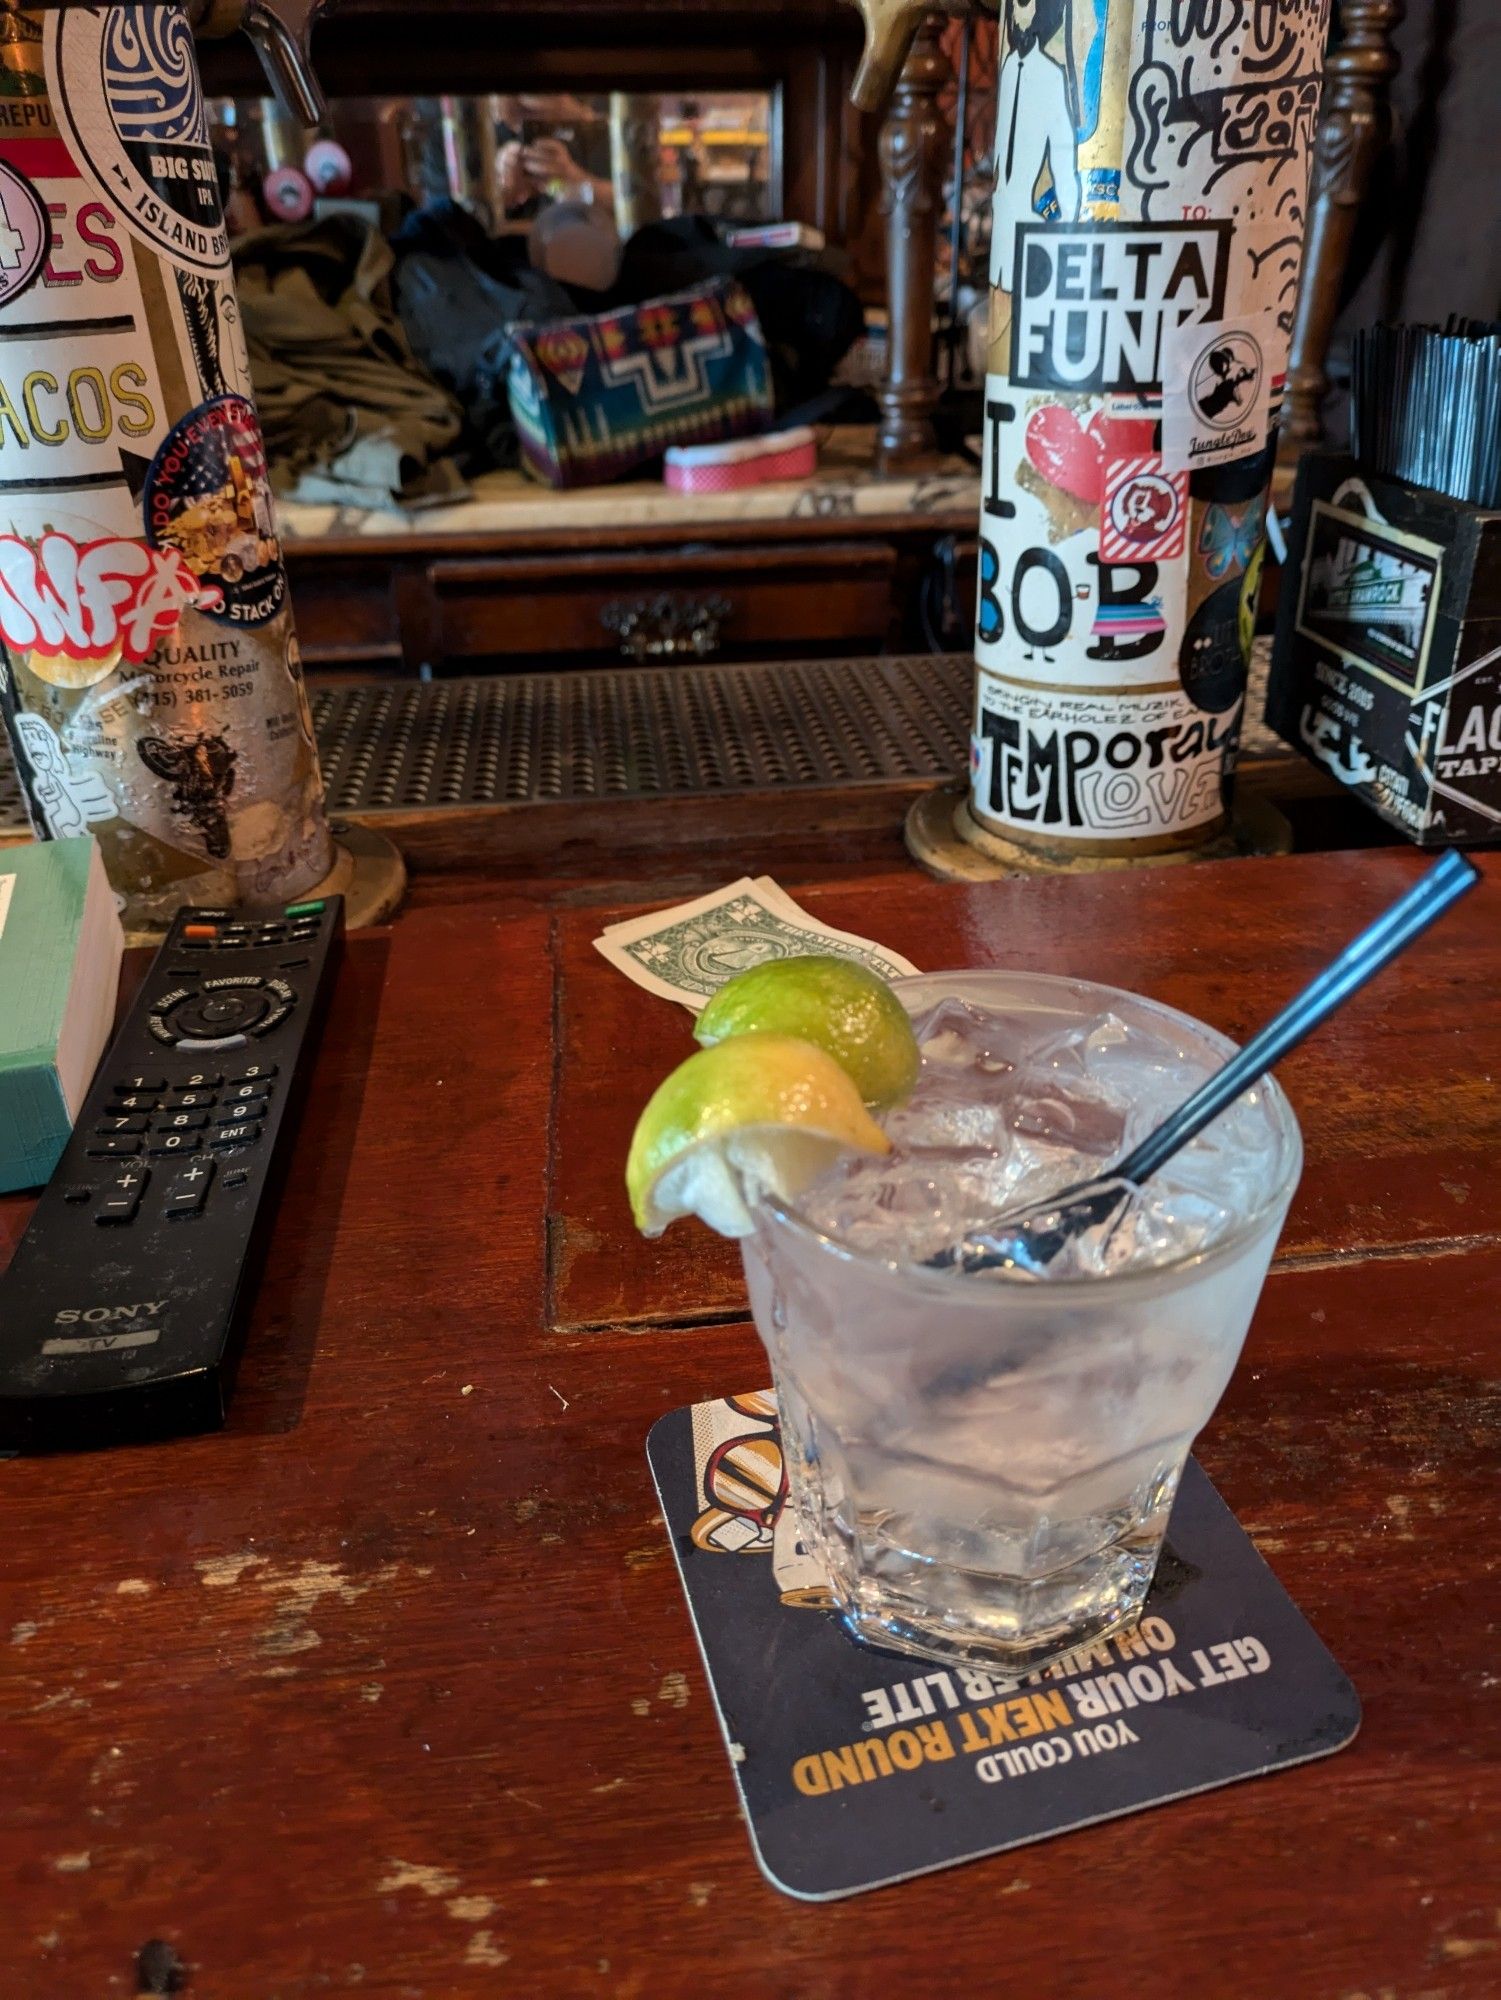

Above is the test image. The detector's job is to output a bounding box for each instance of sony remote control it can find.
[0,895,344,1451]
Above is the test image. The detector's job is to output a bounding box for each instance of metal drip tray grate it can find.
[311,654,971,813]
[0,644,1280,832]
[0,655,967,836]
[0,747,20,833]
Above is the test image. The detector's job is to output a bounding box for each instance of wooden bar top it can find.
[2,849,1498,1998]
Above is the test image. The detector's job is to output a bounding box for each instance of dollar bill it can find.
[594,877,919,1011]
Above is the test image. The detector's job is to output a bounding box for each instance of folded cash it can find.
[594,876,918,1011]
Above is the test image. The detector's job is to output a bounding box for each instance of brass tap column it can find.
[0,0,333,926]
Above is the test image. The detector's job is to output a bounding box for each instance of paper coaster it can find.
[647,1393,1361,1902]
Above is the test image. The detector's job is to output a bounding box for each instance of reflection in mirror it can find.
[210,90,783,240]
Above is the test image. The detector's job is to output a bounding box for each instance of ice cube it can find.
[790,996,1285,1280]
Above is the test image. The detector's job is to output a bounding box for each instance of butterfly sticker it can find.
[1197,499,1266,581]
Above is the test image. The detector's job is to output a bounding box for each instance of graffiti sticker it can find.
[0,530,210,671]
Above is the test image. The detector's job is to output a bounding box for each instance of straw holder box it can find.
[1267,453,1501,846]
[0,838,124,1193]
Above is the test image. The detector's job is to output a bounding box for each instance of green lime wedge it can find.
[694,954,919,1109]
[626,1031,890,1238]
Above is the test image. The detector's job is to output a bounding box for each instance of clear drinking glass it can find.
[740,970,1302,1673]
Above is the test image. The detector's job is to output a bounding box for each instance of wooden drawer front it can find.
[426,542,897,663]
[284,565,402,667]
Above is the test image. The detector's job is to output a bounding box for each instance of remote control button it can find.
[149,1132,202,1156]
[214,1097,266,1122]
[265,978,296,1004]
[108,1092,160,1114]
[285,900,324,917]
[63,1185,93,1204]
[117,1074,166,1094]
[164,1158,214,1218]
[97,1114,150,1135]
[183,923,219,940]
[95,1163,148,1222]
[203,974,266,990]
[229,1062,277,1084]
[167,991,271,1040]
[222,1080,271,1105]
[166,1088,217,1109]
[178,1070,223,1089]
[87,1135,142,1158]
[155,1110,208,1132]
[176,1036,248,1054]
[211,1121,261,1150]
[179,938,213,949]
[222,1169,251,1189]
[252,1005,290,1037]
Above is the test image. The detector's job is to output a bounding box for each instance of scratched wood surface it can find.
[553,850,1501,1328]
[1,857,1498,1998]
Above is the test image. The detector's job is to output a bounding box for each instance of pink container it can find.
[664,427,817,495]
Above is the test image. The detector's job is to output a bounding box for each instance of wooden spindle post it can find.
[609,92,664,235]
[1282,0,1405,455]
[876,14,947,470]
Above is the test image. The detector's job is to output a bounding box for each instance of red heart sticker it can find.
[1024,405,1109,504]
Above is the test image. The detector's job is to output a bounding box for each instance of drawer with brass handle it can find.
[421,542,898,667]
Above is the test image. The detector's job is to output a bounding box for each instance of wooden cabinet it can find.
[281,472,980,675]
[419,541,895,663]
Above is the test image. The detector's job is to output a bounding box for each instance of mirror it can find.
[210,90,783,238]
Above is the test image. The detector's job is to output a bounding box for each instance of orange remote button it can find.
[183,924,219,939]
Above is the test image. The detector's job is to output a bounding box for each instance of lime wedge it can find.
[627,1032,890,1238]
[694,954,919,1109]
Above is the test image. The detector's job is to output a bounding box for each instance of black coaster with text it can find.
[647,1392,1361,1902]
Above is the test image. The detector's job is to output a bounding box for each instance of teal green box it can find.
[0,838,123,1193]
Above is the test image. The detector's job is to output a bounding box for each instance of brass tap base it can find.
[904,783,1292,882]
[123,824,407,948]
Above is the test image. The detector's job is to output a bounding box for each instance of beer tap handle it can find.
[240,0,325,128]
[186,0,327,130]
[845,0,933,112]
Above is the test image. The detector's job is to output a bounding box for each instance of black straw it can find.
[1351,319,1501,509]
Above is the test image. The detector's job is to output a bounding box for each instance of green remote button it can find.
[283,900,325,917]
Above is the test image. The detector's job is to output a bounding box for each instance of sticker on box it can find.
[1294,499,1442,694]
